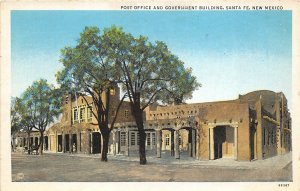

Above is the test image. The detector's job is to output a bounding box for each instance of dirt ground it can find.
[11,152,292,182]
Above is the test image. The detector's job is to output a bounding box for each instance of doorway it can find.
[92,132,101,154]
[213,126,234,159]
[57,135,62,152]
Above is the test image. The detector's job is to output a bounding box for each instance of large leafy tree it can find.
[11,97,22,151]
[21,79,61,155]
[57,27,125,162]
[104,27,200,164]
[12,97,35,154]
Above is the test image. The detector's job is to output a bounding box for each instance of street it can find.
[11,152,292,182]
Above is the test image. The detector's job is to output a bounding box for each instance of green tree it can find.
[11,97,21,151]
[57,26,125,162]
[104,26,200,164]
[11,97,35,154]
[21,79,61,155]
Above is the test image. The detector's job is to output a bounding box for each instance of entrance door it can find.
[65,134,70,152]
[57,135,62,152]
[250,124,256,160]
[92,132,101,154]
[44,136,48,151]
[214,127,226,159]
[34,137,39,146]
[72,134,77,152]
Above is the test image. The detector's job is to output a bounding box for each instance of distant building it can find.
[15,86,292,161]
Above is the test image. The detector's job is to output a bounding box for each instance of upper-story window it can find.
[124,110,129,118]
[110,87,115,95]
[65,95,69,104]
[74,109,78,122]
[87,105,93,120]
[80,107,85,122]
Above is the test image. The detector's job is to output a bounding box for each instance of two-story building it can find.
[15,87,292,161]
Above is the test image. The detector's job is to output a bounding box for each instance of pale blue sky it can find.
[11,11,292,106]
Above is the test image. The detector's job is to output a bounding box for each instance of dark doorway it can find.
[250,124,256,160]
[44,136,48,151]
[92,132,101,154]
[214,127,226,159]
[72,134,77,152]
[34,137,39,147]
[58,135,62,152]
[65,134,70,152]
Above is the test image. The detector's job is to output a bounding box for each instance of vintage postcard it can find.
[1,0,300,191]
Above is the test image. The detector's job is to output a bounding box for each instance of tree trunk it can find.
[39,132,44,155]
[101,132,109,162]
[134,104,147,165]
[138,128,147,165]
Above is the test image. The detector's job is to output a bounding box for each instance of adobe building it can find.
[15,87,292,161]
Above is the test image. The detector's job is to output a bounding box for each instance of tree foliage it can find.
[102,26,200,164]
[57,25,200,164]
[20,79,61,154]
[57,26,125,161]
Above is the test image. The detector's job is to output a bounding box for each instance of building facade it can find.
[15,87,292,161]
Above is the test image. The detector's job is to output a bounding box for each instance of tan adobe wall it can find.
[197,102,250,161]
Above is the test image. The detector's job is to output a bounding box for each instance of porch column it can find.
[115,131,119,154]
[175,130,180,159]
[55,131,58,153]
[156,130,162,158]
[76,131,80,153]
[62,132,65,153]
[87,130,91,154]
[209,127,214,160]
[188,129,192,157]
[125,130,129,156]
[234,126,238,160]
[113,130,117,156]
[171,129,175,156]
[90,132,93,154]
[196,128,200,159]
[69,132,73,153]
[192,129,196,158]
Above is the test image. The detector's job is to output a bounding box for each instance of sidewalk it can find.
[44,151,292,170]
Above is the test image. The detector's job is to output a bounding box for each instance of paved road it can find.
[11,152,292,182]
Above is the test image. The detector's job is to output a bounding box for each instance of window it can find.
[124,110,129,118]
[110,87,115,95]
[130,132,136,146]
[120,132,126,146]
[65,95,68,104]
[165,134,170,146]
[74,109,78,121]
[80,107,85,122]
[87,106,93,119]
[146,133,151,146]
[152,132,156,146]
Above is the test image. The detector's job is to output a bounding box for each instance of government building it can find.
[15,86,292,161]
